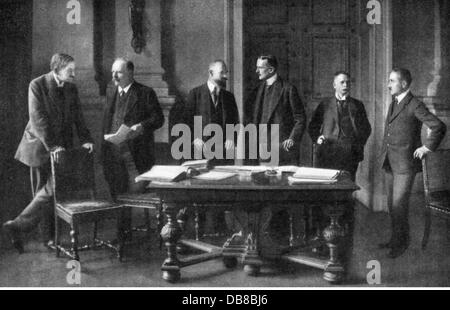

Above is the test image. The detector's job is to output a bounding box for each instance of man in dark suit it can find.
[244,55,307,248]
[184,60,239,235]
[309,71,372,181]
[380,68,446,258]
[3,53,94,253]
[102,58,164,198]
[185,60,239,165]
[244,55,306,166]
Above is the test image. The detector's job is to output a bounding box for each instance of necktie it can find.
[390,97,398,116]
[212,87,219,106]
[120,90,125,98]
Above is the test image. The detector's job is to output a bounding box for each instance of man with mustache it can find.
[3,53,94,253]
[379,68,446,258]
[184,60,239,235]
[184,60,239,165]
[102,58,164,233]
[309,71,372,181]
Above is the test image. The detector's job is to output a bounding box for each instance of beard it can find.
[215,78,227,89]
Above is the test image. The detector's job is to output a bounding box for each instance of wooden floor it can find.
[0,193,448,287]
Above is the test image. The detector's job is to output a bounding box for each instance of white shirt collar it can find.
[265,73,278,86]
[396,89,410,104]
[118,82,133,94]
[335,93,348,101]
[53,72,64,87]
[207,80,220,94]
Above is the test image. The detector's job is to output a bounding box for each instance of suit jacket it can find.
[308,96,372,163]
[183,84,239,163]
[102,82,164,174]
[244,77,306,164]
[15,72,93,167]
[380,92,446,174]
[185,84,239,136]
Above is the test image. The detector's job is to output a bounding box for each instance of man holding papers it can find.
[102,58,164,197]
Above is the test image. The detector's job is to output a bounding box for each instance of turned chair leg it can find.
[117,213,125,262]
[144,209,151,240]
[93,221,98,248]
[70,222,80,261]
[422,208,431,250]
[55,215,61,258]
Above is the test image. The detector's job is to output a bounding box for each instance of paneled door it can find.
[244,0,360,166]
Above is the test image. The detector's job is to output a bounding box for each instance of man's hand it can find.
[225,139,234,151]
[282,139,295,152]
[51,146,66,164]
[414,146,431,160]
[317,135,326,145]
[128,123,144,140]
[82,143,94,153]
[193,138,205,152]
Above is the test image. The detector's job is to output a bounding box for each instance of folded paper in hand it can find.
[104,125,132,145]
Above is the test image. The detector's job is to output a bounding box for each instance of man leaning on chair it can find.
[3,53,94,253]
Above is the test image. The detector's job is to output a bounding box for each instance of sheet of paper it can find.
[135,165,188,183]
[214,166,269,173]
[193,171,237,181]
[293,167,340,180]
[288,176,338,184]
[275,166,300,173]
[104,125,132,146]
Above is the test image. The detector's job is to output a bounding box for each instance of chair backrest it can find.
[422,149,450,196]
[51,148,96,203]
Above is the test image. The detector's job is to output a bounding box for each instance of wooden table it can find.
[147,171,358,284]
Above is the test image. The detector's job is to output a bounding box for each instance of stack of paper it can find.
[288,167,341,184]
[181,159,210,172]
[193,171,237,181]
[135,165,190,183]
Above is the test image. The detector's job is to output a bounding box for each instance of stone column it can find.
[114,0,176,143]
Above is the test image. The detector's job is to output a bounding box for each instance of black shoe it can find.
[2,221,24,254]
[387,245,408,259]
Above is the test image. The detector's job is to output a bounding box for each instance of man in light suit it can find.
[380,68,446,258]
[3,53,94,253]
[309,71,372,181]
[102,58,164,197]
[244,55,307,246]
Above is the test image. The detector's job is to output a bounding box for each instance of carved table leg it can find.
[157,203,164,250]
[242,212,263,276]
[176,207,189,254]
[161,203,182,283]
[322,204,346,284]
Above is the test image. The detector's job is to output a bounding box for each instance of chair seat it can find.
[57,199,118,215]
[427,190,450,212]
[116,192,161,205]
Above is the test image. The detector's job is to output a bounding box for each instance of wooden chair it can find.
[421,149,450,249]
[115,193,164,249]
[51,148,124,261]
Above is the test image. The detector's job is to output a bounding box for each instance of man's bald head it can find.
[112,58,134,88]
[208,60,228,88]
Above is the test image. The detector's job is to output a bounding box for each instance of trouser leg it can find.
[15,175,53,235]
[386,171,415,248]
